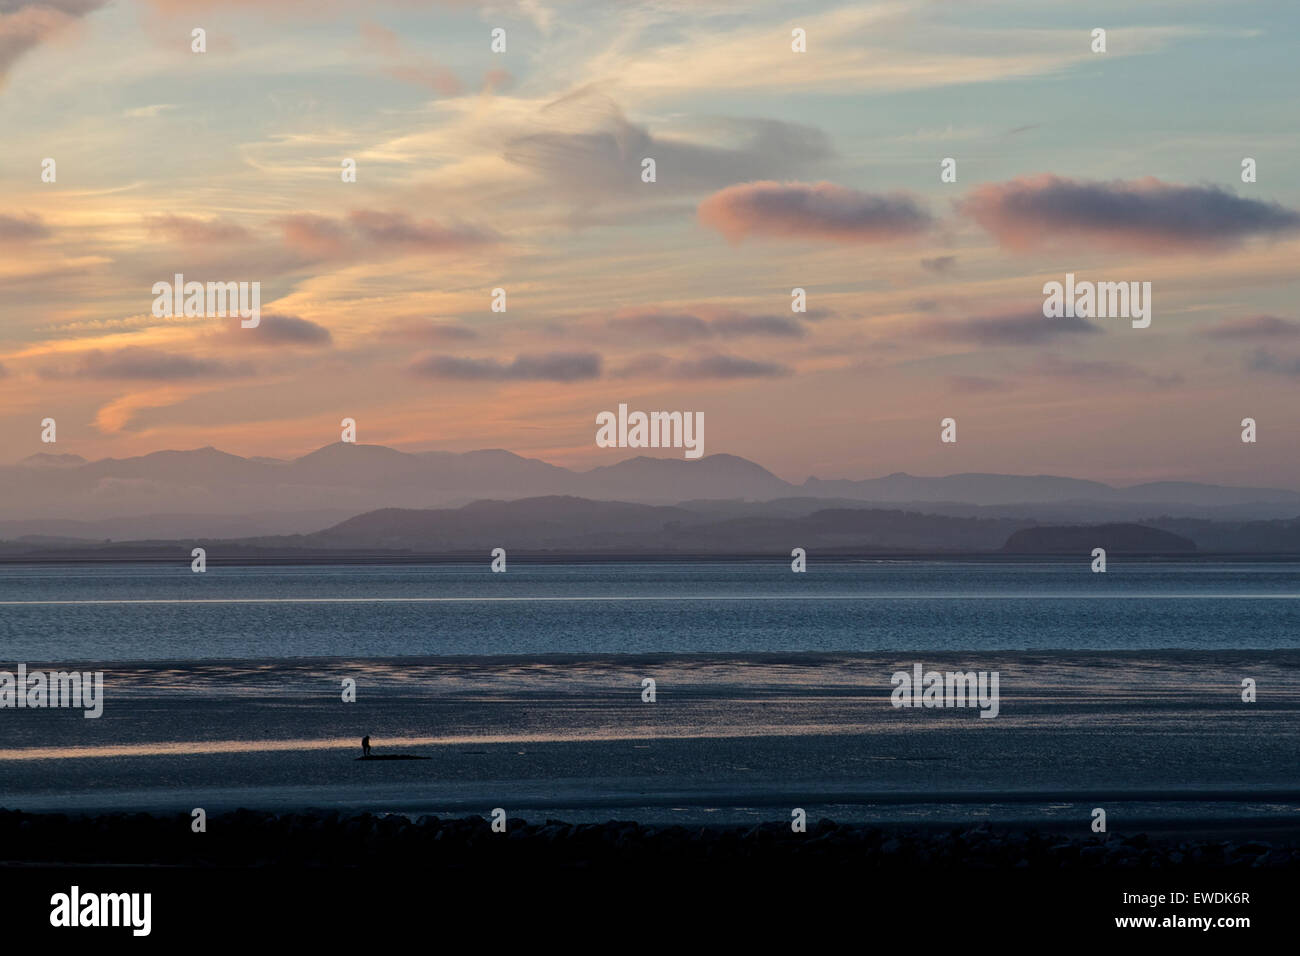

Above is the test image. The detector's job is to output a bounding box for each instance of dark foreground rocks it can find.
[1,809,1296,871]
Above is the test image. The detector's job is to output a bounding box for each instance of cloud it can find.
[610,312,711,340]
[670,356,790,377]
[146,214,251,244]
[278,210,496,260]
[698,181,933,244]
[142,0,552,32]
[123,104,176,118]
[960,175,1300,253]
[92,385,197,434]
[382,63,462,96]
[608,308,805,341]
[503,92,831,204]
[599,7,1202,99]
[614,352,792,379]
[947,375,1010,393]
[278,213,350,259]
[348,210,493,250]
[669,353,792,379]
[0,1,107,85]
[612,354,671,377]
[360,20,461,95]
[409,351,602,382]
[395,322,480,344]
[222,313,331,346]
[53,347,253,381]
[1033,353,1182,387]
[1247,348,1300,378]
[710,313,804,338]
[482,68,513,94]
[920,255,957,274]
[0,212,49,241]
[799,308,836,322]
[1203,315,1300,339]
[920,310,1100,346]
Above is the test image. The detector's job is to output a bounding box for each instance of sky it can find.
[1,0,1298,487]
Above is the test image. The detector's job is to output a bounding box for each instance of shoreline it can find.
[6,653,1296,829]
[2,808,1296,869]
[5,552,1300,565]
[8,645,1300,670]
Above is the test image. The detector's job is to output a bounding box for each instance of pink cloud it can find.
[145,214,250,244]
[960,174,1300,253]
[277,210,494,260]
[698,181,933,244]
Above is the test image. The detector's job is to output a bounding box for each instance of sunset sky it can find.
[2,0,1298,487]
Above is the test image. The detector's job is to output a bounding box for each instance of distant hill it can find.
[802,472,1114,504]
[6,495,1300,560]
[299,499,1030,553]
[1002,523,1197,554]
[0,442,1296,540]
[310,497,699,550]
[1147,516,1300,553]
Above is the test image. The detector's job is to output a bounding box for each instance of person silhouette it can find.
[361,735,371,757]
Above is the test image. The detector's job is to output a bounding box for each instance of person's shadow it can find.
[356,735,429,761]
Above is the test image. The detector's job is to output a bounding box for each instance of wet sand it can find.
[3,651,1298,832]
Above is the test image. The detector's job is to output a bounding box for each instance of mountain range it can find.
[3,443,1299,539]
[1,442,1297,554]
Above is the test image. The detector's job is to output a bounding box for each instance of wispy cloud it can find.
[409,351,602,383]
[594,6,1201,98]
[503,92,831,206]
[47,347,253,381]
[0,212,49,241]
[947,374,1011,394]
[609,307,805,340]
[218,313,331,347]
[920,255,957,274]
[1032,353,1183,387]
[617,352,792,380]
[278,210,497,260]
[145,214,251,244]
[1247,348,1300,378]
[0,0,108,85]
[920,311,1100,346]
[123,103,176,118]
[359,20,461,95]
[1203,315,1300,339]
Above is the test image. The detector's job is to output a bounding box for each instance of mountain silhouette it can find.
[1,442,1297,541]
[1003,523,1197,554]
[12,496,1292,558]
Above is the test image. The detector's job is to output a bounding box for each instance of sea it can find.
[2,559,1298,828]
[2,558,1299,659]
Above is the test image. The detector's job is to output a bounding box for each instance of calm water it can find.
[2,560,1297,661]
[4,562,1298,822]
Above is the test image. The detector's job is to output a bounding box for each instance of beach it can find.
[4,651,1297,829]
